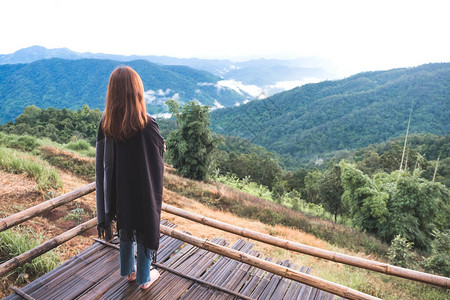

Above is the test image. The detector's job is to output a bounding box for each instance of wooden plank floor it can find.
[5,221,344,300]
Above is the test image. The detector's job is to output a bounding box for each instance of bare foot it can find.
[140,269,160,290]
[127,271,136,282]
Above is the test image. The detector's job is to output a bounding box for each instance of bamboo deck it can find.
[5,221,344,300]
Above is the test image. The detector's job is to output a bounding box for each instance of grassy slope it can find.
[0,140,448,299]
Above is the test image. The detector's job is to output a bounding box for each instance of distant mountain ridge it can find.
[0,58,246,123]
[0,46,335,96]
[210,63,450,168]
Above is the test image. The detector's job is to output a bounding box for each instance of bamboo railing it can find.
[0,218,96,277]
[159,224,380,300]
[0,183,95,233]
[1,182,449,299]
[0,184,97,277]
[161,203,450,289]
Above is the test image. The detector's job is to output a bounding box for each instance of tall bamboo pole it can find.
[433,154,440,182]
[0,218,96,277]
[162,203,449,288]
[0,183,95,232]
[399,99,414,176]
[160,224,380,300]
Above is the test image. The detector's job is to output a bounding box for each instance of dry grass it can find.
[163,171,389,257]
[40,146,94,164]
[163,188,329,251]
[0,171,42,218]
[39,146,95,181]
[0,169,96,298]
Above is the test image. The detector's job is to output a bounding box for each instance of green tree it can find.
[319,165,344,222]
[271,181,286,204]
[304,169,322,204]
[166,99,181,130]
[382,170,450,249]
[356,150,381,175]
[340,162,390,234]
[166,100,220,181]
[1,105,102,146]
[223,151,282,189]
[284,168,309,192]
[341,161,450,250]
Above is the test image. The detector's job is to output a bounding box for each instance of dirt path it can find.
[0,171,41,217]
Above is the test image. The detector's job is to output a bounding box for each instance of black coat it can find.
[96,116,165,251]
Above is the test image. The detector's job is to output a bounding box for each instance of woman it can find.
[95,66,165,290]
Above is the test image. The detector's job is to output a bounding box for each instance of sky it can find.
[2,0,450,76]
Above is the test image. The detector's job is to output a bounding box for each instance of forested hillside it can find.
[210,63,450,167]
[0,58,245,123]
[0,46,334,95]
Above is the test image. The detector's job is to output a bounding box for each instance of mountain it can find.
[0,58,246,123]
[0,46,336,96]
[210,63,450,168]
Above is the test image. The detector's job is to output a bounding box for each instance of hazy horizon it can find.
[2,0,450,76]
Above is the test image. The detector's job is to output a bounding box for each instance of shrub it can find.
[66,140,91,151]
[388,235,415,268]
[0,133,40,152]
[271,183,285,204]
[65,207,86,224]
[39,146,95,180]
[0,226,61,283]
[423,230,450,277]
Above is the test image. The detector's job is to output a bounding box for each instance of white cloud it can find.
[314,158,324,166]
[145,88,177,105]
[156,89,171,96]
[267,78,321,90]
[197,82,214,86]
[153,113,172,119]
[144,90,156,103]
[259,78,324,96]
[216,79,265,98]
[216,80,242,95]
[213,100,224,109]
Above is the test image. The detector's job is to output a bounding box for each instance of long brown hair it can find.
[102,66,148,141]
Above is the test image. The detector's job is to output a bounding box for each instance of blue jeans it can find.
[119,230,153,285]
